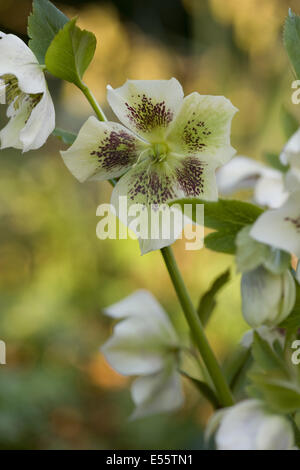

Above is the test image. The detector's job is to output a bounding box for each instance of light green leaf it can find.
[45,18,96,87]
[197,269,230,326]
[28,0,69,64]
[171,198,263,255]
[248,372,300,413]
[204,229,239,255]
[53,128,76,145]
[180,370,219,409]
[283,9,300,79]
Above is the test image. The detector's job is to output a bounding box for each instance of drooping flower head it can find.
[61,79,237,252]
[0,32,55,152]
[101,289,184,419]
[206,399,295,450]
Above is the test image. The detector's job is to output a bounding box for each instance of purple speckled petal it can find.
[60,116,148,182]
[107,78,184,143]
[111,156,217,254]
[166,92,238,165]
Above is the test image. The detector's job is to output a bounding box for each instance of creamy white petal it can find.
[280,128,300,165]
[0,96,31,149]
[0,79,6,104]
[111,156,215,254]
[251,191,300,257]
[258,415,295,450]
[101,290,179,375]
[101,316,168,376]
[215,400,265,450]
[166,92,237,165]
[241,266,295,327]
[215,400,295,450]
[19,87,55,152]
[61,116,148,182]
[285,167,300,193]
[103,289,176,334]
[130,367,184,419]
[0,32,45,94]
[217,156,278,194]
[107,78,183,142]
[254,175,288,209]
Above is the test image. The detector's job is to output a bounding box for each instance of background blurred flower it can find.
[207,399,295,450]
[101,289,184,419]
[217,156,288,209]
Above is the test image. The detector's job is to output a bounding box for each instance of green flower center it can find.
[150,142,169,163]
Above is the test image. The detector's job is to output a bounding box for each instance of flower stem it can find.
[161,246,234,408]
[78,82,107,122]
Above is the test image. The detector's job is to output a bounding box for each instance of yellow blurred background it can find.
[0,0,299,449]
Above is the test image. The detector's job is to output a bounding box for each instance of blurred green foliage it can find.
[0,0,299,450]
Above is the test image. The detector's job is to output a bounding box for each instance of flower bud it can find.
[208,399,295,450]
[241,266,295,328]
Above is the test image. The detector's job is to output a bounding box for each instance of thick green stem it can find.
[161,246,234,408]
[79,82,107,122]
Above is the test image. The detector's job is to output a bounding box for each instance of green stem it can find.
[161,246,234,407]
[79,82,107,122]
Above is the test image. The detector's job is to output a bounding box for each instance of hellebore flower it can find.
[217,155,288,209]
[206,399,295,450]
[241,265,295,328]
[101,289,184,419]
[0,32,55,152]
[251,190,300,258]
[61,78,237,253]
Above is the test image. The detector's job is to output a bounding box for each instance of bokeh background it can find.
[0,0,299,450]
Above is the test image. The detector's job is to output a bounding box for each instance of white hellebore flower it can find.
[251,190,300,258]
[217,156,288,209]
[101,289,184,419]
[207,399,295,450]
[61,78,237,253]
[0,32,55,152]
[241,265,295,328]
[280,127,300,192]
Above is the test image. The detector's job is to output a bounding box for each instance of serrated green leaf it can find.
[45,18,96,87]
[53,128,76,145]
[28,0,69,64]
[283,10,300,79]
[197,269,230,326]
